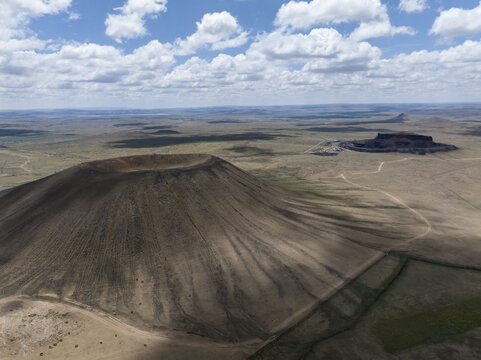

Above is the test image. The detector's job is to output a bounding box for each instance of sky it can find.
[1,0,481,109]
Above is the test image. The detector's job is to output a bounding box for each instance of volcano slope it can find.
[0,154,420,355]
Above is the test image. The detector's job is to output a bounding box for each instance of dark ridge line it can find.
[299,257,408,360]
[388,251,481,272]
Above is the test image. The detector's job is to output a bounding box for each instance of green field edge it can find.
[249,252,481,360]
[248,255,408,360]
[389,251,481,272]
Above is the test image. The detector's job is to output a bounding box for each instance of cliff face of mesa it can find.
[0,154,380,342]
[343,133,457,154]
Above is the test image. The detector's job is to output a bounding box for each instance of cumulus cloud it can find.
[274,0,414,41]
[2,0,481,106]
[366,39,481,98]
[0,0,72,42]
[249,28,380,64]
[105,0,168,43]
[166,27,382,89]
[174,12,248,55]
[303,45,380,73]
[430,40,481,64]
[59,43,122,60]
[0,0,71,23]
[126,40,175,71]
[160,37,481,104]
[275,0,384,30]
[399,0,427,13]
[56,41,175,84]
[3,35,481,106]
[0,0,74,79]
[430,2,481,38]
[162,53,279,92]
[0,38,177,97]
[350,16,415,41]
[0,38,46,53]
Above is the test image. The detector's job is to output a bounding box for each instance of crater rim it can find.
[78,154,216,174]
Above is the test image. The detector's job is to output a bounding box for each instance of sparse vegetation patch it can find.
[371,297,481,354]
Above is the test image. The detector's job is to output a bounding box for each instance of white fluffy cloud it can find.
[0,0,71,42]
[434,40,481,64]
[275,0,384,30]
[0,40,176,94]
[0,1,72,79]
[430,2,481,38]
[174,12,248,55]
[274,0,414,41]
[367,39,481,99]
[163,54,267,89]
[105,0,168,43]
[3,35,481,106]
[249,28,380,66]
[0,0,71,23]
[155,37,481,104]
[350,15,415,41]
[399,0,427,13]
[2,0,481,107]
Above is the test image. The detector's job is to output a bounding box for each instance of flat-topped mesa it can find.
[375,133,433,142]
[343,132,457,154]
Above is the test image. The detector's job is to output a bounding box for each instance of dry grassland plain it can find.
[1,105,480,359]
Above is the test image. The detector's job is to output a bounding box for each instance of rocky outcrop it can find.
[342,133,457,154]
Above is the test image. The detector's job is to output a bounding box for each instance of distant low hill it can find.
[341,113,411,126]
[407,116,455,127]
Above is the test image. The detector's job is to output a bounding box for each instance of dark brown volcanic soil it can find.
[0,154,382,343]
[343,132,457,154]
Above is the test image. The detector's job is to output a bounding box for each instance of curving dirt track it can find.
[340,155,481,253]
[0,150,33,174]
[340,173,432,243]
